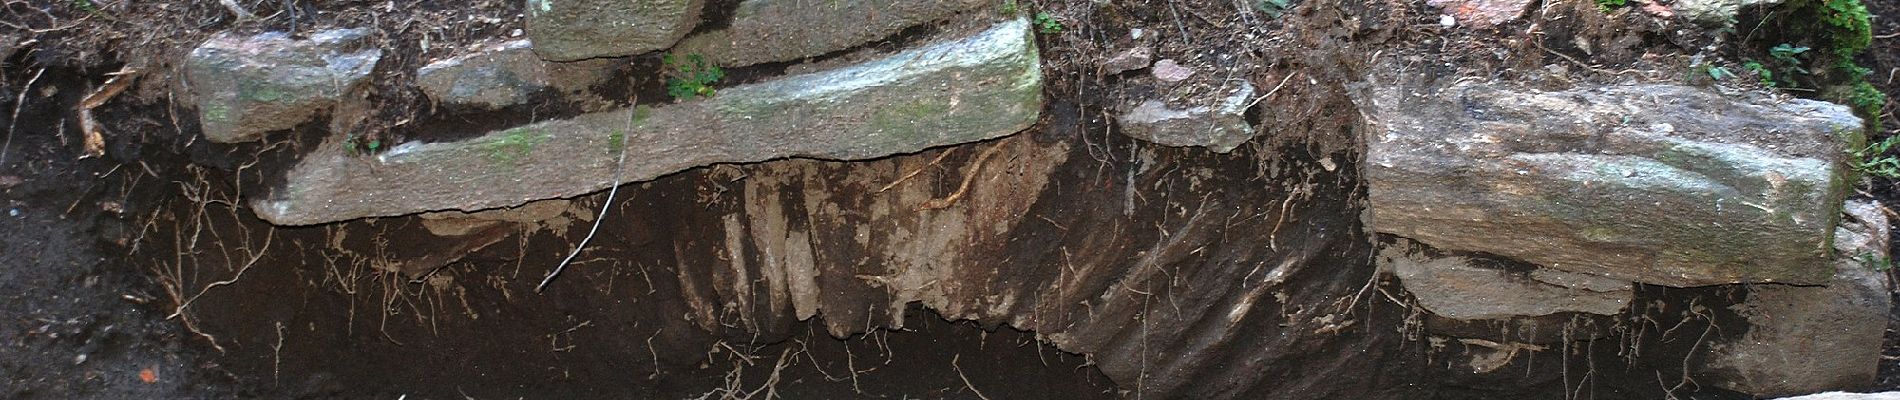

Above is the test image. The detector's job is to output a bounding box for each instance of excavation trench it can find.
[7,0,1899,398]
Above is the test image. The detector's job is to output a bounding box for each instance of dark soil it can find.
[6,0,1900,399]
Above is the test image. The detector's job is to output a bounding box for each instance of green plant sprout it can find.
[1851,134,1900,179]
[1768,43,1811,74]
[663,54,724,101]
[1034,12,1063,34]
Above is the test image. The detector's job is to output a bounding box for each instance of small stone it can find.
[1426,0,1534,28]
[1438,14,1456,27]
[1151,59,1193,82]
[1116,82,1256,153]
[417,40,617,109]
[1101,47,1152,75]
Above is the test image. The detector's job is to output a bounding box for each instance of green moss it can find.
[486,127,549,165]
[869,99,947,143]
[203,101,230,123]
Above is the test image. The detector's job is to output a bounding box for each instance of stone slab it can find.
[255,19,1042,225]
[1360,82,1862,286]
[525,0,701,61]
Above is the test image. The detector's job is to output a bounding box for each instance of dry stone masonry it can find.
[255,18,1043,225]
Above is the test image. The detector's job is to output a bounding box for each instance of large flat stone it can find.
[1359,82,1862,286]
[255,18,1042,226]
[525,0,701,61]
[185,29,381,143]
[670,0,988,68]
[1702,200,1891,397]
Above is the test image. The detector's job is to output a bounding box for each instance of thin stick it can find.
[219,0,257,20]
[876,147,956,193]
[951,354,993,400]
[3,68,46,165]
[537,106,633,292]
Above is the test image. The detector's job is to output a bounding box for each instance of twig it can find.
[2,68,45,165]
[951,354,993,400]
[219,0,257,20]
[537,106,635,292]
[876,147,957,193]
[1245,72,1300,110]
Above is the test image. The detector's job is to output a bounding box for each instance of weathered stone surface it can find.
[1777,392,1900,400]
[670,0,987,68]
[1151,59,1194,82]
[256,18,1042,225]
[185,29,381,143]
[1117,82,1256,153]
[524,0,701,61]
[1380,238,1631,320]
[1702,201,1891,397]
[1427,0,1534,28]
[1675,0,1781,25]
[1102,46,1153,75]
[417,40,617,109]
[1359,81,1862,286]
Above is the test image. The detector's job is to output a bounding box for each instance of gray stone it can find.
[417,40,617,109]
[524,0,701,61]
[255,18,1042,226]
[1359,82,1862,286]
[1427,0,1534,28]
[671,0,988,68]
[1703,201,1891,397]
[1117,82,1256,153]
[1380,239,1632,320]
[185,29,381,143]
[1151,59,1194,82]
[1101,46,1153,75]
[1675,0,1781,26]
[1777,392,1900,400]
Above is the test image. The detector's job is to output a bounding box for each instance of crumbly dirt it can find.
[5,0,1900,398]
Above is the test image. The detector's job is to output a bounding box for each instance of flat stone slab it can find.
[1380,238,1631,320]
[1360,82,1862,286]
[525,0,701,61]
[255,18,1042,226]
[186,29,381,143]
[1117,81,1257,153]
[417,40,617,109]
[670,0,987,68]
